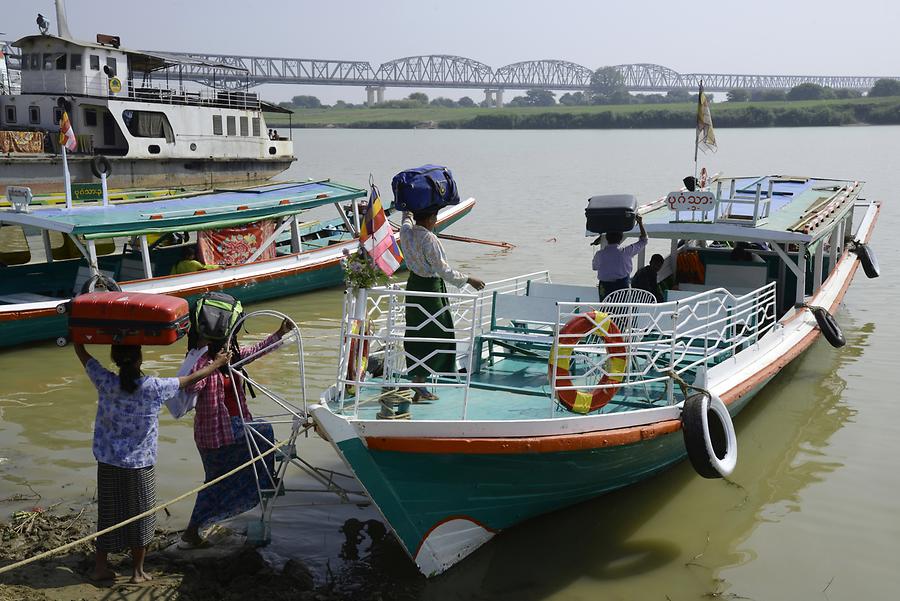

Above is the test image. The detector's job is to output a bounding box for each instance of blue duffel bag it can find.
[391,165,460,213]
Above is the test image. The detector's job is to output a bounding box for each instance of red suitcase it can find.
[68,292,190,345]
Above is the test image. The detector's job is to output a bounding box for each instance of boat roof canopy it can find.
[0,180,366,239]
[634,175,863,244]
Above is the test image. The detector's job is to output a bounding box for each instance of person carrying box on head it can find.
[591,214,648,299]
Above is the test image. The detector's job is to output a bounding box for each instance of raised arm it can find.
[236,319,294,363]
[636,214,647,239]
[73,343,93,368]
[177,349,230,389]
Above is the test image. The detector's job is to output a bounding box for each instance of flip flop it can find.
[177,538,212,550]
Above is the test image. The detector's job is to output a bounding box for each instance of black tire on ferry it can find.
[681,392,738,479]
[80,274,122,295]
[853,242,880,279]
[90,155,113,178]
[810,306,845,348]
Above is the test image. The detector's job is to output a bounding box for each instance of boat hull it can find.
[0,155,295,196]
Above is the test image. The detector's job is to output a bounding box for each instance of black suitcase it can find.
[585,194,637,234]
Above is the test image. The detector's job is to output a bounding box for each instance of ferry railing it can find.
[551,282,777,406]
[335,286,480,419]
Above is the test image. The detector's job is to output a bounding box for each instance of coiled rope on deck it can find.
[0,433,299,576]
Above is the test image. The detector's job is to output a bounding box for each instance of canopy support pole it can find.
[87,239,99,277]
[290,215,301,254]
[244,217,295,264]
[139,235,153,279]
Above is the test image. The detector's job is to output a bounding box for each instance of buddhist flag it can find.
[359,184,403,276]
[696,83,717,155]
[59,111,77,152]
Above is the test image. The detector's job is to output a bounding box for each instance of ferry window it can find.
[55,54,67,70]
[239,116,249,136]
[43,53,54,70]
[30,54,40,70]
[252,117,260,137]
[148,145,160,154]
[4,106,16,124]
[84,108,98,127]
[212,115,223,135]
[89,55,100,70]
[21,54,29,71]
[226,116,236,136]
[105,58,117,77]
[70,54,82,71]
[122,110,174,142]
[53,108,62,125]
[28,106,40,124]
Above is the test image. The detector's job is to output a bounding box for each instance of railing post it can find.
[667,305,678,405]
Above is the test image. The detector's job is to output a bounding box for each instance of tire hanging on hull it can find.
[681,392,738,479]
[852,242,880,279]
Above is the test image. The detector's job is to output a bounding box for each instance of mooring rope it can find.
[0,434,298,576]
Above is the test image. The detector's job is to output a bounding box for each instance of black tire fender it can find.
[90,155,113,178]
[810,306,846,348]
[681,392,738,479]
[80,274,122,295]
[853,242,880,279]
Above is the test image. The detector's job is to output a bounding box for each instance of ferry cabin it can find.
[0,33,294,194]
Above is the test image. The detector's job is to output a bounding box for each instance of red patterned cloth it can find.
[197,219,276,266]
[189,333,281,450]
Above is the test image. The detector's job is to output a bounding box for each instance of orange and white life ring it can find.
[549,311,627,414]
[346,319,370,394]
[699,167,709,189]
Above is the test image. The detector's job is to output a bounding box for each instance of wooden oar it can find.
[435,232,515,249]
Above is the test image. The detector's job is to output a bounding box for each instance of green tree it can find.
[559,91,588,106]
[525,89,556,106]
[407,92,429,105]
[751,89,787,102]
[726,89,750,102]
[833,88,862,99]
[786,83,834,101]
[868,78,900,97]
[290,95,322,108]
[589,66,626,102]
[429,97,457,107]
[458,96,475,107]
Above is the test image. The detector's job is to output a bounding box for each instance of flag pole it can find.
[694,80,703,181]
[62,145,73,209]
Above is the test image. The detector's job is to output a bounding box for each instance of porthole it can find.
[190,143,197,151]
[148,145,160,154]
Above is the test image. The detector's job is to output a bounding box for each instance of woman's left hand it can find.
[276,319,295,337]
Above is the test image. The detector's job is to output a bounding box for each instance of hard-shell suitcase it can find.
[68,292,190,345]
[585,194,638,234]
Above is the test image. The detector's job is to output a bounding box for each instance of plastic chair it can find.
[599,287,658,401]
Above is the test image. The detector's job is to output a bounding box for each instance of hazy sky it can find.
[4,0,898,103]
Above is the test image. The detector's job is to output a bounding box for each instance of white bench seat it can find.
[0,292,63,305]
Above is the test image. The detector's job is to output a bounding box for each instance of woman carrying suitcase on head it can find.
[73,343,229,583]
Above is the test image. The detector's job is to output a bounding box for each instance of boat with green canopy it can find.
[0,180,474,347]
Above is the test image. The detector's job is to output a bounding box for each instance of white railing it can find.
[550,282,777,405]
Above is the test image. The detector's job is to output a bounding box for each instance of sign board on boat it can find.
[6,186,32,213]
[666,191,716,211]
[71,183,103,202]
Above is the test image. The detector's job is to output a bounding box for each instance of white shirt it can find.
[399,212,468,287]
[592,238,648,281]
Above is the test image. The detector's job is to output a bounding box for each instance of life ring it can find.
[699,167,708,189]
[90,155,113,178]
[549,311,627,414]
[681,391,737,479]
[108,77,122,94]
[808,305,845,348]
[80,273,121,295]
[346,319,370,394]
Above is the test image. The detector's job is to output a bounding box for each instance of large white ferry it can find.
[0,1,294,194]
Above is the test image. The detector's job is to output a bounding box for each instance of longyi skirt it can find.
[96,462,156,552]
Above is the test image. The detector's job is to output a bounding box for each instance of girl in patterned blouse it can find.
[74,343,228,583]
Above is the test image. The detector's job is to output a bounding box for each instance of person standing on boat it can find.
[73,343,228,583]
[592,214,648,299]
[400,208,485,402]
[180,319,294,548]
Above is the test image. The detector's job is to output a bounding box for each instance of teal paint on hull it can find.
[1,313,68,347]
[337,431,686,557]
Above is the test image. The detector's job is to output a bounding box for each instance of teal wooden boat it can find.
[311,175,880,576]
[0,180,474,348]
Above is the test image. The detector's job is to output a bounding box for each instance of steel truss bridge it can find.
[3,44,895,93]
[150,54,894,92]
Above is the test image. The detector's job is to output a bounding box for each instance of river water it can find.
[1,126,898,600]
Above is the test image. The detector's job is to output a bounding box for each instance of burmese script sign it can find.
[666,191,716,211]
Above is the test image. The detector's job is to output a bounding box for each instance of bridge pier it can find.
[365,85,385,106]
[483,89,503,108]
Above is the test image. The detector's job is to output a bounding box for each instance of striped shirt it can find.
[399,212,468,287]
[592,238,648,281]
